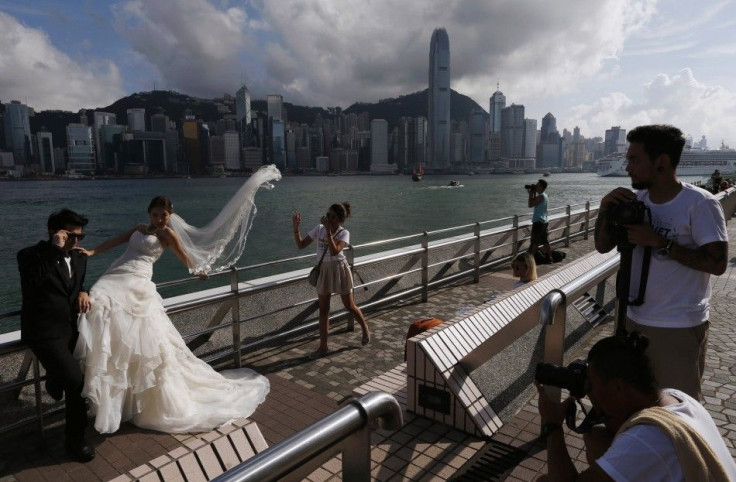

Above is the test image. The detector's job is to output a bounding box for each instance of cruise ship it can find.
[597,146,736,177]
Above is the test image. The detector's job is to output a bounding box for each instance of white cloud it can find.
[0,11,124,111]
[112,0,258,97]
[563,69,736,147]
[108,0,658,108]
[256,0,658,107]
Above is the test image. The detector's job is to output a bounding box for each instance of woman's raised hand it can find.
[74,247,95,257]
[292,211,301,231]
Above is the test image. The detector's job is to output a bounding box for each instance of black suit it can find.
[18,240,88,443]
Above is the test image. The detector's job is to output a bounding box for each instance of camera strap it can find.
[565,399,606,434]
[629,246,652,306]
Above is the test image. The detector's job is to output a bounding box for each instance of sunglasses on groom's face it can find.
[66,233,85,241]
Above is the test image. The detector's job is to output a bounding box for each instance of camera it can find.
[609,200,647,226]
[535,360,589,398]
[524,184,536,191]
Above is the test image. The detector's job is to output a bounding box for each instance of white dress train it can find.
[74,231,270,434]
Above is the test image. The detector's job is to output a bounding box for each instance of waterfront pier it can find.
[2,199,736,480]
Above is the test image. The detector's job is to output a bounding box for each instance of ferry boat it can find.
[597,145,736,177]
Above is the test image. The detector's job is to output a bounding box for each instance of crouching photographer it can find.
[534,332,735,481]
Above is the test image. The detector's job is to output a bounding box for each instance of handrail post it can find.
[230,266,242,368]
[512,215,519,258]
[565,204,572,247]
[421,232,429,303]
[473,222,480,283]
[583,201,591,240]
[346,247,355,331]
[32,356,44,438]
[341,426,371,481]
[540,291,567,403]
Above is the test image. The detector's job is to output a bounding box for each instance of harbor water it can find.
[0,172,706,333]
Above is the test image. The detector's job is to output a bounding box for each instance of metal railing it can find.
[211,391,403,482]
[538,254,620,401]
[0,202,601,436]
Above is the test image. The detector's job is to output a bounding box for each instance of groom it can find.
[17,208,94,462]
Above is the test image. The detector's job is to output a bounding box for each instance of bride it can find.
[74,165,281,434]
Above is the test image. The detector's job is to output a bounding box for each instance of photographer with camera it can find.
[594,125,727,400]
[527,179,553,263]
[535,333,736,481]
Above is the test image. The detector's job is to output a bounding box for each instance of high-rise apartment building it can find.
[3,101,32,165]
[428,28,450,170]
[127,108,146,132]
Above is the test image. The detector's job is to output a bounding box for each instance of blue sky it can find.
[1,0,735,147]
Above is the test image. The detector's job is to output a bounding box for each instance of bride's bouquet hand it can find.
[195,271,209,280]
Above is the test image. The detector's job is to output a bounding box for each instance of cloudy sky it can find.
[1,0,735,146]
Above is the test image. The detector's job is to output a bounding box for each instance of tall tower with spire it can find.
[428,28,450,170]
[489,84,506,133]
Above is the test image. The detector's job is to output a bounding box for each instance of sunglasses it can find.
[66,233,86,241]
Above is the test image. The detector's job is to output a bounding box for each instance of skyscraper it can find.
[267,95,283,122]
[604,126,626,155]
[469,109,487,165]
[501,104,525,159]
[428,28,450,170]
[370,119,392,173]
[489,87,506,133]
[488,87,505,164]
[66,124,95,173]
[236,84,252,148]
[3,101,32,165]
[36,131,55,173]
[93,111,116,169]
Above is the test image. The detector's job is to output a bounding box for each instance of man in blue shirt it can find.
[528,179,553,263]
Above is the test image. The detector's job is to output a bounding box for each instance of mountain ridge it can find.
[19,89,486,148]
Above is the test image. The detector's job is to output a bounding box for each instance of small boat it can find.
[543,172,551,177]
[448,180,460,187]
[412,164,424,182]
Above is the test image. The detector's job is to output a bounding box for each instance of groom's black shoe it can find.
[45,379,63,401]
[65,440,95,463]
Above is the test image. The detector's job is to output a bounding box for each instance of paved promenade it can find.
[2,222,736,480]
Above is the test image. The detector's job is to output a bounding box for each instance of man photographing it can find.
[527,179,553,263]
[535,333,736,481]
[594,124,727,400]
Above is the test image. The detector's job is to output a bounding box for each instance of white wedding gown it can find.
[75,230,270,434]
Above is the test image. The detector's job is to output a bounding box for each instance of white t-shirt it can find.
[628,183,727,328]
[597,388,736,481]
[307,225,350,262]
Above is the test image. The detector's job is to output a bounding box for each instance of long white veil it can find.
[169,165,282,274]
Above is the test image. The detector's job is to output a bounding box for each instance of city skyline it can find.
[1,0,735,146]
